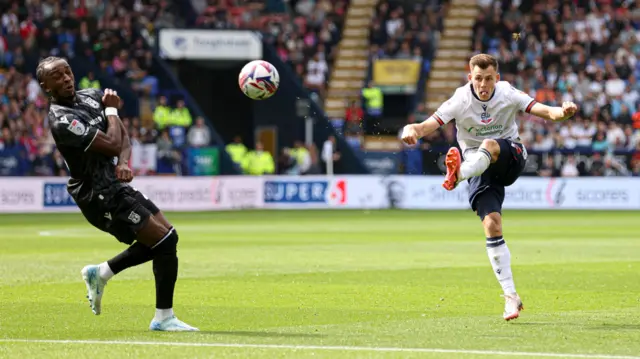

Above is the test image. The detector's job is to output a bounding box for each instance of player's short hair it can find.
[36,56,64,84]
[469,54,498,72]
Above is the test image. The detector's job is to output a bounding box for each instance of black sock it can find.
[107,242,153,275]
[152,228,179,309]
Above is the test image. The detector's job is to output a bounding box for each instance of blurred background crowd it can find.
[0,0,638,177]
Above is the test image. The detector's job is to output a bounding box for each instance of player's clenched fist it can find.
[102,88,121,108]
[401,124,419,145]
[562,101,577,118]
[116,162,133,183]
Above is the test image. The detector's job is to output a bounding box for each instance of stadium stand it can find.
[410,0,638,176]
[189,0,350,106]
[363,0,445,136]
[0,0,215,176]
[183,0,354,174]
[468,0,639,176]
[1,0,638,177]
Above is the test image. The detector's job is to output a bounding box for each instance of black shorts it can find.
[73,185,160,245]
[467,139,527,220]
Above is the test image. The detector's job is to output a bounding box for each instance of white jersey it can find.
[431,81,537,155]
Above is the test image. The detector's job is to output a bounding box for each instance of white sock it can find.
[155,308,174,321]
[486,238,516,295]
[98,262,114,281]
[459,148,491,181]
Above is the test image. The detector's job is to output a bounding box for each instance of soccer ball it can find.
[238,60,280,100]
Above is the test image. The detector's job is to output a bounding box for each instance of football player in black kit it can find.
[38,57,198,331]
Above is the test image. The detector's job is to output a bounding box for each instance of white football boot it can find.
[502,293,524,321]
[149,316,200,331]
[81,265,108,315]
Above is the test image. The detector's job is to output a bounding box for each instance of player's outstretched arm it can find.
[528,101,577,122]
[401,117,441,145]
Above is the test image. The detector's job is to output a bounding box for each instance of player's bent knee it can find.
[153,211,173,230]
[482,212,502,236]
[152,228,178,254]
[136,215,170,247]
[480,139,500,162]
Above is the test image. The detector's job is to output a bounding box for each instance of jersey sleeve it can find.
[51,115,99,152]
[509,86,537,113]
[432,93,460,126]
[86,88,104,101]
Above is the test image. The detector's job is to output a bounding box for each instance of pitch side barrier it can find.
[0,176,636,213]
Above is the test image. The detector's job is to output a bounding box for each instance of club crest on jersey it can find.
[480,104,492,124]
[83,97,100,109]
[128,211,141,224]
[67,119,86,136]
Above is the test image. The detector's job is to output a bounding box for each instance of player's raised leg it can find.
[82,240,154,315]
[443,139,500,190]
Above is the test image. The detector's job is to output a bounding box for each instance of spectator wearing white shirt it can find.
[561,155,579,177]
[559,121,577,149]
[606,122,626,149]
[187,117,210,148]
[304,52,328,99]
[531,133,555,152]
[622,84,639,110]
[385,9,404,37]
[321,135,341,175]
[573,119,596,149]
[605,73,626,98]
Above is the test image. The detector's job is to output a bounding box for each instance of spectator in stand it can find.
[344,99,363,136]
[242,141,275,175]
[156,129,182,175]
[187,116,211,148]
[154,95,172,130]
[226,135,248,169]
[304,52,329,99]
[79,71,101,90]
[167,99,192,148]
[171,99,193,128]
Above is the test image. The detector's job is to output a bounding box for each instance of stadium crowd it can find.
[0,0,212,176]
[413,0,639,176]
[191,0,349,104]
[368,0,442,60]
[1,0,639,177]
[470,0,639,176]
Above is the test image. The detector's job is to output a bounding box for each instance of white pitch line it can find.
[0,339,638,359]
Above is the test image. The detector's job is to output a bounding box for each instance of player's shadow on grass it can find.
[196,330,326,338]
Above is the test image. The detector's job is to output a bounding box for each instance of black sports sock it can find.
[152,228,179,309]
[107,242,153,275]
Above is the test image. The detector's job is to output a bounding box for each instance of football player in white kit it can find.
[401,54,577,321]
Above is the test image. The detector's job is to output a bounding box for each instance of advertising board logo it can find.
[264,179,347,205]
[43,183,75,207]
[213,179,260,208]
[174,36,187,51]
[545,178,566,207]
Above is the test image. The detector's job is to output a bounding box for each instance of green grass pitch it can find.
[0,210,639,359]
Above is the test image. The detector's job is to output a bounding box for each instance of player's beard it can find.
[54,90,75,105]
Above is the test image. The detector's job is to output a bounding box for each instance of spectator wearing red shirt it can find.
[19,17,37,39]
[344,100,363,136]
